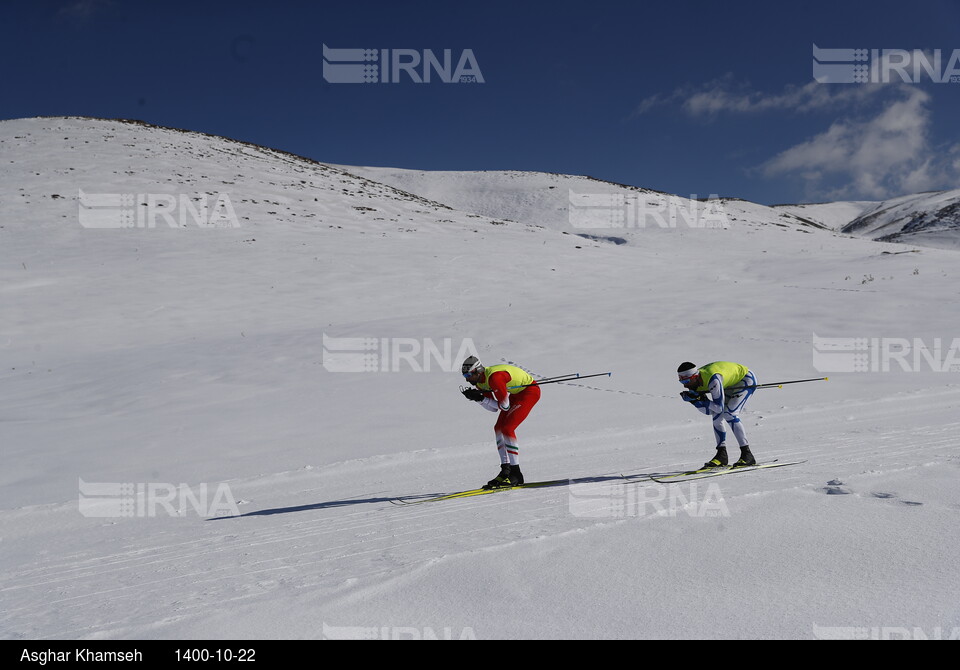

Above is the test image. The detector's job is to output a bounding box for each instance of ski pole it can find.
[683,376,828,403]
[740,377,829,390]
[532,372,584,383]
[508,372,612,390]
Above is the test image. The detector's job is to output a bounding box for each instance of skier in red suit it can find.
[460,356,541,489]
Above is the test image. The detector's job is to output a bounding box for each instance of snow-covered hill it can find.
[840,190,960,250]
[772,200,879,231]
[337,165,842,241]
[345,165,960,252]
[1,117,959,640]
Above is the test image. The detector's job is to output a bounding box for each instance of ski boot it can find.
[702,445,728,469]
[483,464,524,489]
[732,445,756,468]
[483,464,515,490]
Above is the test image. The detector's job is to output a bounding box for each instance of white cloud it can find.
[635,75,882,118]
[636,76,960,200]
[761,87,960,199]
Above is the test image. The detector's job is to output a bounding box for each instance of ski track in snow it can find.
[2,388,958,639]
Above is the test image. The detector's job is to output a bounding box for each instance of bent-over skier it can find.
[677,361,757,469]
[460,356,541,489]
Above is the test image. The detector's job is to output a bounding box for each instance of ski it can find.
[630,459,779,481]
[391,479,568,505]
[623,459,781,482]
[650,460,806,483]
[388,460,802,505]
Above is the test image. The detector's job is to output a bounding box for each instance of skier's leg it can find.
[493,429,509,465]
[723,371,756,447]
[724,372,757,464]
[496,385,540,468]
[712,413,727,447]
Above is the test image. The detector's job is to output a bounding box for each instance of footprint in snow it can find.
[871,492,923,506]
[821,484,924,505]
[821,479,852,495]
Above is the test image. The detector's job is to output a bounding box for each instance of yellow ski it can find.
[391,479,568,505]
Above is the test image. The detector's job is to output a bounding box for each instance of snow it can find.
[1,117,959,640]
[772,200,879,231]
[841,190,960,250]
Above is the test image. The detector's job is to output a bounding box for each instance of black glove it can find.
[461,387,484,402]
[680,390,704,403]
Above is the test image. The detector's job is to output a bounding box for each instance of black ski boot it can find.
[508,464,524,486]
[483,464,515,490]
[732,445,756,468]
[702,445,728,469]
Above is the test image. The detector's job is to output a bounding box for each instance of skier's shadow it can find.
[209,473,670,520]
[208,495,396,519]
[392,473,670,504]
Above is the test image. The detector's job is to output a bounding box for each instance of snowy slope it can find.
[1,118,959,640]
[773,200,878,231]
[840,190,960,250]
[337,165,842,241]
[344,165,960,252]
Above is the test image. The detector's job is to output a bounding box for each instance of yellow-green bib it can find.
[477,364,535,394]
[695,361,749,392]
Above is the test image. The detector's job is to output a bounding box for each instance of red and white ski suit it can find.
[476,367,540,466]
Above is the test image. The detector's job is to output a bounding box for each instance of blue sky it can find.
[4,0,960,204]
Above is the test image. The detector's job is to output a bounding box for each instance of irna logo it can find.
[78,190,239,229]
[322,44,484,84]
[813,44,960,84]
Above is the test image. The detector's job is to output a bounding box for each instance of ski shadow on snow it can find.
[209,473,661,519]
[393,473,673,502]
[208,494,399,519]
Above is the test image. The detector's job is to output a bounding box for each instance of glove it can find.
[461,387,484,402]
[681,391,709,410]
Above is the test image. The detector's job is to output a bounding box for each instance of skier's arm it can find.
[487,370,512,411]
[681,389,711,415]
[461,386,501,412]
[706,374,725,414]
[479,397,500,412]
